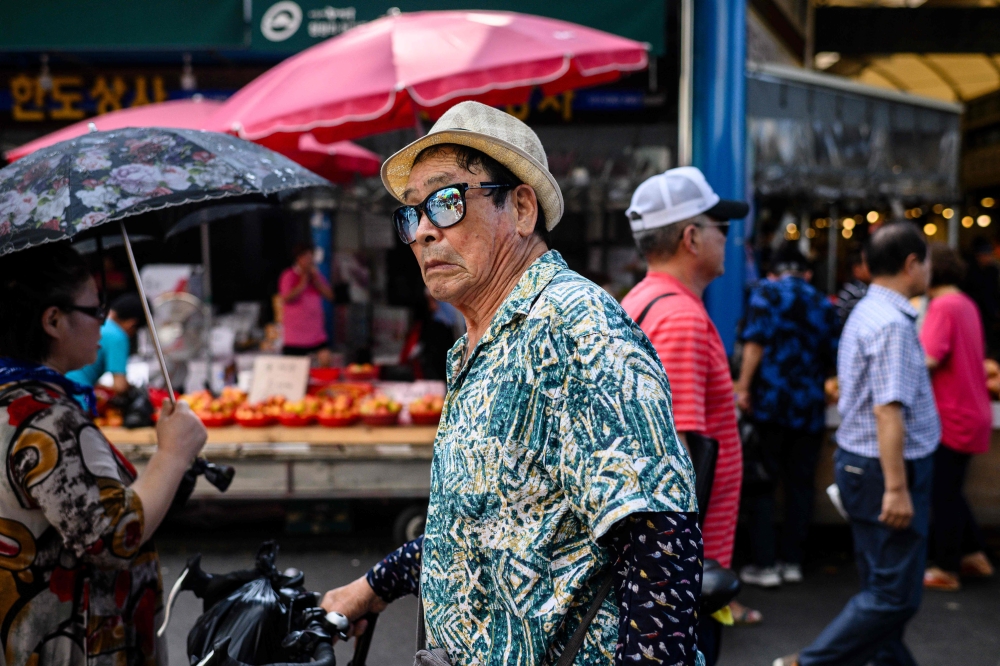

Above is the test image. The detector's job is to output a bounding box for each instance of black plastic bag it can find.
[188,577,288,665]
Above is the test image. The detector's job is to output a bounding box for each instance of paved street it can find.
[156,521,999,666]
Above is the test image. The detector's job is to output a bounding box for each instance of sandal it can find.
[730,600,763,625]
[960,552,995,578]
[923,567,960,591]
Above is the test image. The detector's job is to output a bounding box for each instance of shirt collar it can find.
[446,250,567,382]
[644,270,702,305]
[867,284,919,320]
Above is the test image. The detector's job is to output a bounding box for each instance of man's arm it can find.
[734,341,763,412]
[872,402,913,530]
[320,536,420,634]
[607,512,702,666]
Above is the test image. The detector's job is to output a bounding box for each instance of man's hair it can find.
[633,221,697,262]
[864,222,927,277]
[929,243,966,288]
[291,242,314,260]
[110,293,145,323]
[0,243,92,363]
[773,243,809,273]
[411,143,548,243]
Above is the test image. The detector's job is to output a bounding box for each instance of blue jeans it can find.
[799,448,933,666]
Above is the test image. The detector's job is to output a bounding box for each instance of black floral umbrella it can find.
[0,127,329,402]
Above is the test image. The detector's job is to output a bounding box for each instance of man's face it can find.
[401,149,518,306]
[694,217,728,280]
[906,254,931,297]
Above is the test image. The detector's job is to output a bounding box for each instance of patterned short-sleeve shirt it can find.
[421,251,697,666]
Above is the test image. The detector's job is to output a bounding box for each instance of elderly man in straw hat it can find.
[321,101,703,666]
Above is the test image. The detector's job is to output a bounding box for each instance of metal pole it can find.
[828,209,839,295]
[677,0,694,166]
[948,205,960,249]
[119,221,176,405]
[200,223,214,393]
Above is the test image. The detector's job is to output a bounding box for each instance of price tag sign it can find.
[248,355,310,404]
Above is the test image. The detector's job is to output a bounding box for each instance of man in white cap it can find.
[321,102,704,666]
[620,167,750,665]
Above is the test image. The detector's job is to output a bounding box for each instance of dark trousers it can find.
[744,423,824,567]
[696,616,722,666]
[931,444,987,573]
[799,448,933,666]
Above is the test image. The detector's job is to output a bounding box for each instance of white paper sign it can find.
[248,355,310,404]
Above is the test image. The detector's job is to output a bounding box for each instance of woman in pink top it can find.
[920,244,995,590]
[279,243,333,357]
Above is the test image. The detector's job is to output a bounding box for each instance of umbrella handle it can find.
[119,221,176,405]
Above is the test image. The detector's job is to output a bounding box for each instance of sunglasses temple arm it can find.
[119,221,176,406]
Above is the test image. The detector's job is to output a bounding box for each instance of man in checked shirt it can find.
[775,222,940,666]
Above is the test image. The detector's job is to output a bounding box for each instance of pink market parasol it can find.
[6,100,379,183]
[4,97,224,162]
[213,10,648,150]
[285,133,381,182]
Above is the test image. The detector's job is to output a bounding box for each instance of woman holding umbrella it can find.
[0,242,207,666]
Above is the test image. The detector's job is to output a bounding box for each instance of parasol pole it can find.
[119,221,176,405]
[200,222,213,394]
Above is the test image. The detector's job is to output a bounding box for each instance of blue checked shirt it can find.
[836,285,940,460]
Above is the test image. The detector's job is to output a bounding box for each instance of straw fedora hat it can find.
[381,101,564,230]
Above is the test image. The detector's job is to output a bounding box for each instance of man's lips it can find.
[423,259,457,273]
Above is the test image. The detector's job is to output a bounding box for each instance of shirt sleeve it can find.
[7,392,144,569]
[644,314,708,433]
[868,321,922,408]
[607,512,704,666]
[366,535,423,603]
[740,288,773,345]
[103,328,130,375]
[546,333,698,541]
[919,301,953,364]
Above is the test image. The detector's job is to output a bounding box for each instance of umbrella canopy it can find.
[213,10,648,149]
[0,127,328,257]
[4,98,224,162]
[284,134,380,183]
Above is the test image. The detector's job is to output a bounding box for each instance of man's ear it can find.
[682,223,700,255]
[512,184,539,239]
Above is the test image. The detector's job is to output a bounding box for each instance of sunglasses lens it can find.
[393,207,420,244]
[426,187,465,228]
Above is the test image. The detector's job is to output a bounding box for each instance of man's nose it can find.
[415,210,441,245]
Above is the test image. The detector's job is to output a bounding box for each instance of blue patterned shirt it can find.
[421,251,699,666]
[836,284,941,459]
[741,275,839,432]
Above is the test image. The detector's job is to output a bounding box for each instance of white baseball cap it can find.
[626,166,749,233]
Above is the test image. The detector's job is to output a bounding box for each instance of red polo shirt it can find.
[622,271,742,568]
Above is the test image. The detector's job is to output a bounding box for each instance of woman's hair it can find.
[929,242,967,288]
[0,243,93,363]
[291,242,314,261]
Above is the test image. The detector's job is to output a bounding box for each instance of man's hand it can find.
[880,487,914,530]
[734,388,751,412]
[321,576,389,638]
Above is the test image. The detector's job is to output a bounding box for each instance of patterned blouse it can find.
[419,251,699,665]
[0,380,163,666]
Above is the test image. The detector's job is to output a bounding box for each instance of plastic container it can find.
[199,414,234,428]
[361,413,399,427]
[317,414,360,428]
[278,413,316,427]
[235,414,277,428]
[410,412,442,426]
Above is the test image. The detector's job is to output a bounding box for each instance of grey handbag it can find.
[413,576,613,666]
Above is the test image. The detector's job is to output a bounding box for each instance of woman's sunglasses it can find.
[63,303,109,322]
[392,182,513,245]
